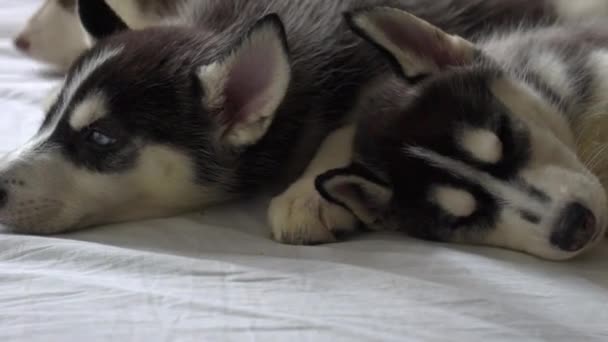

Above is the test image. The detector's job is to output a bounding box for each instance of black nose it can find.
[13,36,30,52]
[0,188,7,209]
[550,202,597,252]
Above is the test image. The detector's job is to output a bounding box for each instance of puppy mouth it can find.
[0,199,67,233]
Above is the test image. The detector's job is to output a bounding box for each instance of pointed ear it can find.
[346,7,476,80]
[315,165,393,225]
[197,14,291,147]
[78,0,129,42]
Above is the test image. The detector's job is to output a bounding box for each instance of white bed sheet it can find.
[1,1,607,341]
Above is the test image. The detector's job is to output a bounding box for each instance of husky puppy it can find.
[315,7,608,260]
[0,0,603,237]
[14,0,180,70]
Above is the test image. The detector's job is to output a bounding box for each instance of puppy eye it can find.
[86,129,117,148]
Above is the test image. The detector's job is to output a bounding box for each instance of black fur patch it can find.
[514,178,551,204]
[47,118,139,173]
[348,67,532,242]
[78,0,129,41]
[520,210,541,224]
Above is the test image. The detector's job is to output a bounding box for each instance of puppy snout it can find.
[550,202,597,252]
[13,35,30,52]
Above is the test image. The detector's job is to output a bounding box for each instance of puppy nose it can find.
[550,202,597,252]
[0,188,7,209]
[13,36,30,51]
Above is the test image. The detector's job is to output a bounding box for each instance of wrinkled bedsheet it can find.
[1,1,607,341]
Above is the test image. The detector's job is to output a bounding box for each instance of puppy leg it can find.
[268,125,358,245]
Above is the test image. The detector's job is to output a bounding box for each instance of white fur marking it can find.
[43,84,63,112]
[61,47,123,114]
[573,49,608,190]
[587,49,608,115]
[68,93,108,130]
[459,128,503,164]
[36,47,123,144]
[532,53,572,101]
[491,79,576,149]
[433,186,477,217]
[198,62,226,110]
[405,146,547,214]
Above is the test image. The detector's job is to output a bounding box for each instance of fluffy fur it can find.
[16,0,608,70]
[2,0,604,239]
[316,7,608,260]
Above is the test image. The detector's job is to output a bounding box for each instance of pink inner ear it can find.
[329,179,384,218]
[332,181,371,207]
[334,182,358,199]
[379,15,468,68]
[222,39,279,126]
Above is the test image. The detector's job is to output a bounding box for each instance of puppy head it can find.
[0,0,292,234]
[316,7,607,260]
[14,0,88,70]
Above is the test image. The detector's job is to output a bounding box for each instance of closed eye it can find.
[82,126,119,150]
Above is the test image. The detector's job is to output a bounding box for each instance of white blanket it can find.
[1,1,607,341]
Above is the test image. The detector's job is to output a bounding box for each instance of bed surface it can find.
[1,1,608,341]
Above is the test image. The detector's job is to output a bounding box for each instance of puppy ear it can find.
[197,14,291,148]
[316,165,392,225]
[78,0,129,42]
[346,7,476,80]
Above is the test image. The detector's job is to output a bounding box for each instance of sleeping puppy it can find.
[2,0,579,236]
[315,7,608,260]
[13,0,180,70]
[2,0,608,245]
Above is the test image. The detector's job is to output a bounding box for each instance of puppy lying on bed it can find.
[3,0,608,262]
[315,7,608,260]
[2,0,576,235]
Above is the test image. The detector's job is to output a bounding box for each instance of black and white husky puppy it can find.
[315,7,608,260]
[0,0,604,238]
[14,0,181,70]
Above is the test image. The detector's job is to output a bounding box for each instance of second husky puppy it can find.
[316,7,608,260]
[13,0,180,70]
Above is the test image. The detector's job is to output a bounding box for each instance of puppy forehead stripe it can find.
[405,146,548,213]
[60,46,123,115]
[38,46,123,143]
[69,93,108,131]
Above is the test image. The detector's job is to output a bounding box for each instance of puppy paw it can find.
[268,178,358,245]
